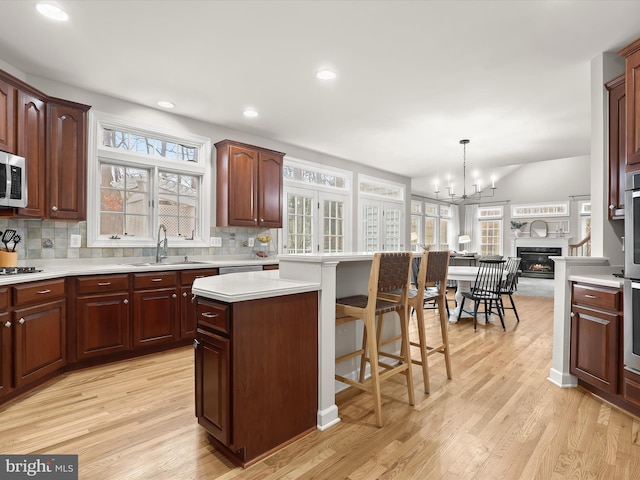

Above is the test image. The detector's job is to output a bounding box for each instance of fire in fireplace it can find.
[516,246,562,278]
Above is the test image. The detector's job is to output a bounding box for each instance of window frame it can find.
[87,111,212,248]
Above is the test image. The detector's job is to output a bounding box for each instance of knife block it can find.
[0,250,17,267]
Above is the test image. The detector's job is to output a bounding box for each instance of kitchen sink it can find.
[122,260,210,267]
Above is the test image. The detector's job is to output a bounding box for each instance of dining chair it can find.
[458,259,506,331]
[335,252,415,427]
[495,257,522,323]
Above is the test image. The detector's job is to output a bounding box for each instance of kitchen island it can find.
[191,270,320,467]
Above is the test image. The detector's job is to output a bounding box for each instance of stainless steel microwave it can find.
[0,151,27,208]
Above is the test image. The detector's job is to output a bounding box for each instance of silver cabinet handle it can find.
[123,299,129,304]
[172,293,177,298]
[609,204,615,210]
[201,312,218,319]
[37,289,52,294]
[570,312,575,317]
[98,282,112,286]
[3,321,10,328]
[151,278,163,282]
[52,206,58,211]
[19,318,25,324]
[194,339,200,349]
[584,294,598,299]
[183,292,188,297]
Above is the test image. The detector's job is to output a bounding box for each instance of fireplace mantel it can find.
[512,237,573,256]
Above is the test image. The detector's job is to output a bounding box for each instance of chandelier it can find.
[434,139,496,201]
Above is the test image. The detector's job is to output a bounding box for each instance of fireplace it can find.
[516,246,562,278]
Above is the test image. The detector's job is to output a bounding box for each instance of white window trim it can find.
[87,111,212,248]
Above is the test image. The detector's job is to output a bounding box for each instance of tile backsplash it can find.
[0,219,277,262]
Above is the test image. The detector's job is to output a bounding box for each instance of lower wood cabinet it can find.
[11,279,66,389]
[195,291,318,467]
[74,274,130,360]
[133,272,179,348]
[0,288,11,397]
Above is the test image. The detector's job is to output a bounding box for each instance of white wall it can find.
[22,72,412,252]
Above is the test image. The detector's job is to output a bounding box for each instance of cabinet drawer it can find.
[0,287,8,311]
[76,274,129,294]
[197,299,230,334]
[13,279,66,307]
[181,269,218,285]
[623,370,640,408]
[133,272,177,290]
[572,284,621,311]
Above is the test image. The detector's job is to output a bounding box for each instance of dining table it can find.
[447,265,506,324]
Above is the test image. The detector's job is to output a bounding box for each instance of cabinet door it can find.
[47,100,89,220]
[16,89,46,218]
[0,311,11,397]
[228,144,259,226]
[132,288,178,347]
[180,285,196,339]
[570,306,620,394]
[195,329,230,446]
[13,299,66,388]
[607,75,626,219]
[0,78,16,154]
[76,293,130,360]
[258,151,283,227]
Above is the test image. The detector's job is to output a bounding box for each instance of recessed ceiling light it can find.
[243,108,259,118]
[157,100,175,109]
[316,69,337,80]
[35,2,69,22]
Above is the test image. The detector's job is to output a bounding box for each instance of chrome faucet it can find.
[156,224,168,263]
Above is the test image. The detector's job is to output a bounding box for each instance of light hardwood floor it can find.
[1,295,640,479]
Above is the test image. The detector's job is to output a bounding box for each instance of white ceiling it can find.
[1,1,639,197]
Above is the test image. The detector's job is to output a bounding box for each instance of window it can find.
[511,202,569,218]
[579,201,591,256]
[410,198,450,251]
[88,112,211,247]
[359,175,405,252]
[478,206,503,255]
[283,158,351,254]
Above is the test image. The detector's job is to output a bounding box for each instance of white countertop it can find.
[568,273,624,289]
[192,270,320,303]
[0,257,279,286]
[278,252,375,263]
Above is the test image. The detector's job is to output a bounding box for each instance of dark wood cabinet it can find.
[180,269,218,339]
[570,283,622,394]
[16,89,46,218]
[47,98,90,220]
[195,291,318,467]
[620,37,640,171]
[0,78,16,154]
[215,140,284,228]
[132,272,179,348]
[74,274,130,360]
[12,279,66,388]
[0,288,11,397]
[606,74,626,220]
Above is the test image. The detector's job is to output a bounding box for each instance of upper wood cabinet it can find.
[47,98,90,220]
[620,37,640,171]
[0,69,91,220]
[215,139,284,228]
[606,74,626,220]
[0,78,16,154]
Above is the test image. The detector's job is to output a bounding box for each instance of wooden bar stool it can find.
[335,252,414,427]
[408,250,453,393]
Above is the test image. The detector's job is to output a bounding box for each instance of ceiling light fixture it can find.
[35,2,69,21]
[157,100,175,109]
[434,139,496,201]
[316,69,337,80]
[243,108,258,118]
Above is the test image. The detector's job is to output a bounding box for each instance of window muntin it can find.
[511,202,569,218]
[424,217,437,250]
[358,175,405,201]
[323,199,344,253]
[287,192,314,254]
[478,205,503,255]
[283,158,350,192]
[89,111,210,247]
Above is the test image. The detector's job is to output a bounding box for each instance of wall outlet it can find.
[248,237,255,247]
[210,236,222,247]
[70,234,81,248]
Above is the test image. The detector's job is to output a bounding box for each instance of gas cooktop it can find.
[0,267,43,275]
